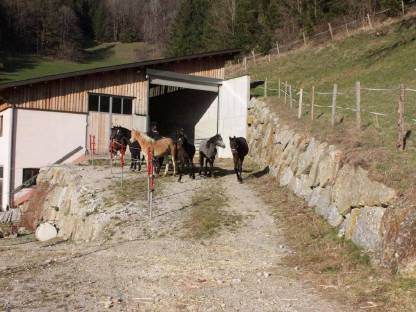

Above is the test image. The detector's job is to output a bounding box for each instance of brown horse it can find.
[131,129,177,176]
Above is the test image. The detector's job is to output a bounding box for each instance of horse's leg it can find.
[189,158,195,179]
[163,156,169,177]
[172,151,177,176]
[199,152,204,176]
[233,157,239,181]
[238,158,243,183]
[177,159,182,182]
[208,159,213,177]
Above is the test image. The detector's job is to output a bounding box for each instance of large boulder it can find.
[351,207,385,252]
[339,208,361,239]
[307,142,329,187]
[381,206,416,277]
[332,164,396,215]
[316,146,343,188]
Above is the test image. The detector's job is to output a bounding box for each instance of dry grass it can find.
[247,173,416,311]
[257,97,416,205]
[182,183,242,240]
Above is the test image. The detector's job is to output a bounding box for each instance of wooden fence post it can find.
[268,54,271,63]
[311,86,315,120]
[356,81,361,129]
[278,79,281,98]
[303,32,307,46]
[276,42,280,55]
[367,13,373,29]
[402,0,405,16]
[284,81,287,105]
[331,84,337,126]
[298,89,303,118]
[243,56,247,70]
[289,85,293,109]
[328,23,334,40]
[264,78,268,97]
[252,50,256,63]
[397,84,406,150]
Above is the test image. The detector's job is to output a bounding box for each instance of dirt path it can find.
[0,164,348,311]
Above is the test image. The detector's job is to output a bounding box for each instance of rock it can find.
[307,142,329,187]
[339,209,360,240]
[280,168,293,186]
[17,227,31,236]
[380,206,416,277]
[263,272,271,278]
[296,138,317,176]
[316,147,342,188]
[332,164,396,215]
[351,207,385,252]
[35,223,58,242]
[231,278,241,284]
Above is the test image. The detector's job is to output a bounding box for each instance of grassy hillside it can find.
[244,15,416,196]
[0,42,161,83]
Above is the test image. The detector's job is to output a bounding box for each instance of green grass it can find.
[182,183,242,239]
[243,16,416,195]
[0,42,160,83]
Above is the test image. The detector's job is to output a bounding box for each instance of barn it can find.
[0,49,249,211]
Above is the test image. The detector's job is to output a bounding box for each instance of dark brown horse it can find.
[176,131,196,182]
[229,136,249,183]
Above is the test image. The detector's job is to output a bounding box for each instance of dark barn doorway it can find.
[149,88,218,142]
[146,69,222,144]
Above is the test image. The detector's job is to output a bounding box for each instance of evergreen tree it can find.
[167,0,211,56]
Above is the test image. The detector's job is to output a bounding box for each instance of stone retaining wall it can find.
[247,99,416,276]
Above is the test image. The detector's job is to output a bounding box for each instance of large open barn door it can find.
[218,75,250,158]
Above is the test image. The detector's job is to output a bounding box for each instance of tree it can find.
[167,0,211,56]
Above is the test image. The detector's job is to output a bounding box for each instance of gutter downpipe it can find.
[8,104,17,210]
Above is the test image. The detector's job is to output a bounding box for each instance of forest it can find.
[0,0,411,60]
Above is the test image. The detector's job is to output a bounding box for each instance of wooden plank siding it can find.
[0,56,225,115]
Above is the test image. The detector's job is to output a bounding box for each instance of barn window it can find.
[100,96,110,112]
[22,168,40,188]
[112,97,122,114]
[88,94,99,112]
[122,98,132,115]
[88,93,134,114]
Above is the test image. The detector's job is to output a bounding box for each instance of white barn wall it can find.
[218,75,250,158]
[0,109,12,210]
[14,109,87,189]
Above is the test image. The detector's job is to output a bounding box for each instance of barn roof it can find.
[0,49,240,91]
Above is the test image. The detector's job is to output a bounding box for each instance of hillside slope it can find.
[0,42,161,83]
[243,15,416,197]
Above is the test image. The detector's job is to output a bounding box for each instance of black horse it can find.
[110,126,141,171]
[176,130,196,182]
[229,136,249,183]
[199,134,226,177]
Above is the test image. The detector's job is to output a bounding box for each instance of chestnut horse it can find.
[131,129,177,176]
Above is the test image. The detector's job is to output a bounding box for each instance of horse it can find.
[229,136,249,183]
[131,129,177,176]
[110,126,142,171]
[176,131,196,182]
[199,134,225,177]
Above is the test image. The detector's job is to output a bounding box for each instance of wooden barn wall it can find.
[0,56,225,115]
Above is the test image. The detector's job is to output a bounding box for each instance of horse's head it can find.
[229,136,238,152]
[112,126,131,145]
[213,134,226,148]
[177,135,185,148]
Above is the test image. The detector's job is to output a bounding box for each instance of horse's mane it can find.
[207,134,219,144]
[132,130,155,143]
